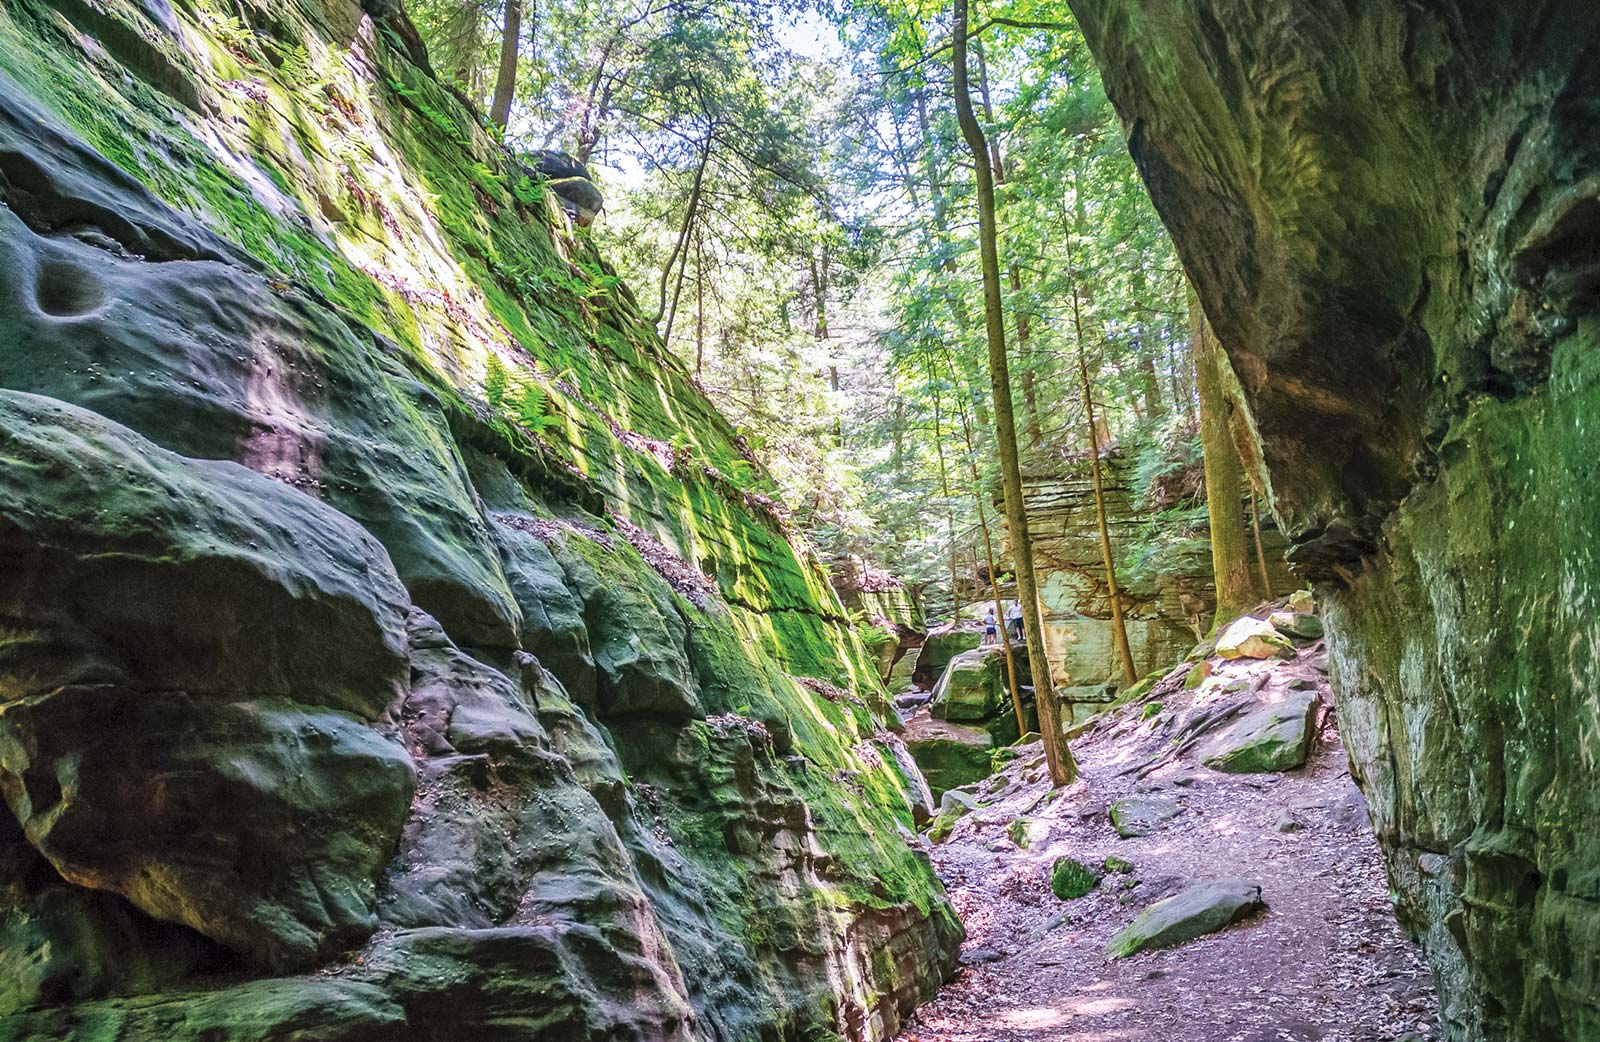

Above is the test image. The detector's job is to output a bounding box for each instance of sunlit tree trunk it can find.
[694,231,705,378]
[955,396,1028,738]
[655,133,712,325]
[489,0,522,129]
[928,368,961,624]
[1068,265,1138,687]
[1190,285,1253,623]
[953,0,1074,785]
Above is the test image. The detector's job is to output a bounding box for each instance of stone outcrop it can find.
[0,0,958,1037]
[1024,452,1293,713]
[1067,1,1600,1037]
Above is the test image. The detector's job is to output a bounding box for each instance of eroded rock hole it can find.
[34,260,105,317]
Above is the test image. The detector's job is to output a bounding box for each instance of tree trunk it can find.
[694,231,705,378]
[1138,348,1164,420]
[489,0,522,130]
[1191,285,1254,624]
[930,377,960,625]
[916,88,991,435]
[955,396,1028,738]
[654,134,712,324]
[1250,486,1273,598]
[953,0,1075,786]
[1069,267,1138,687]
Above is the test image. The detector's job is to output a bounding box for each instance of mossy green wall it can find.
[0,0,959,1037]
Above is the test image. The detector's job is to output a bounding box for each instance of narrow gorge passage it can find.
[0,0,1594,1040]
[897,623,1436,1042]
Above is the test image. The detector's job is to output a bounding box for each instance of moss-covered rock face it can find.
[0,0,958,1036]
[1068,2,1599,1038]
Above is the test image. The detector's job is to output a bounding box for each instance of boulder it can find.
[903,712,994,799]
[530,151,603,225]
[930,647,1005,722]
[1051,857,1101,899]
[1215,616,1295,660]
[1269,611,1324,640]
[1106,879,1266,958]
[1109,796,1181,838]
[1201,692,1321,774]
[911,626,983,688]
[0,687,415,970]
[1286,590,1315,614]
[0,393,419,968]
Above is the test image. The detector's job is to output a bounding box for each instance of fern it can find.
[484,355,508,408]
[514,382,548,430]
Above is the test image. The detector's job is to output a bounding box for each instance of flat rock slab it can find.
[1109,795,1181,837]
[1106,879,1266,958]
[1216,616,1294,660]
[1201,692,1321,773]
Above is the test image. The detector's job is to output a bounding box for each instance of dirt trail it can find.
[897,643,1439,1042]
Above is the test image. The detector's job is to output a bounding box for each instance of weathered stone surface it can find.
[1106,879,1265,958]
[1201,692,1321,774]
[1215,617,1293,660]
[903,711,995,799]
[911,626,983,689]
[0,391,410,718]
[834,568,927,688]
[0,686,416,970]
[0,0,962,1035]
[1069,0,1600,1035]
[0,804,236,1014]
[1109,796,1181,838]
[930,647,1006,722]
[0,976,406,1042]
[1269,611,1324,641]
[1024,455,1294,697]
[0,392,417,969]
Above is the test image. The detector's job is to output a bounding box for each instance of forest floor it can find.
[896,641,1439,1042]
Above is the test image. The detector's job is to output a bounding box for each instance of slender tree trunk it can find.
[892,398,905,477]
[694,231,705,378]
[489,0,523,129]
[1190,286,1253,624]
[1250,486,1273,598]
[655,134,712,323]
[930,377,960,625]
[1138,348,1164,420]
[955,395,1027,737]
[916,88,991,435]
[953,0,1074,785]
[1068,266,1138,687]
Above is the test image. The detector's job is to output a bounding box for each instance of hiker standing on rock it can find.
[1006,601,1024,643]
[983,608,998,646]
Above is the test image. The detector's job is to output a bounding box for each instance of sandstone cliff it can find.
[0,0,959,1037]
[1066,2,1600,1038]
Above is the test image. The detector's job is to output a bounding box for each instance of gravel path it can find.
[897,645,1439,1042]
